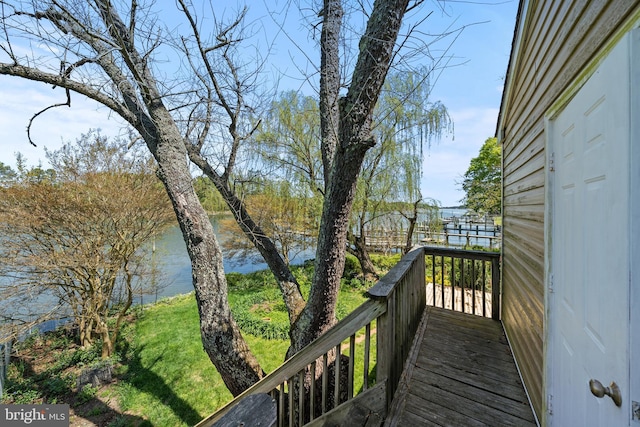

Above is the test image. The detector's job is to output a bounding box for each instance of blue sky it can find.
[0,0,518,207]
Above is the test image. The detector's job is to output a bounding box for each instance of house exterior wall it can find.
[498,0,639,421]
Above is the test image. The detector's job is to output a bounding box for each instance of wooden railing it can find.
[196,247,500,426]
[423,246,501,320]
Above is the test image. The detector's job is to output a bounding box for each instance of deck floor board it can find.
[385,307,537,427]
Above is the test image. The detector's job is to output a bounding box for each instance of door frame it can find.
[543,22,640,427]
[630,26,640,426]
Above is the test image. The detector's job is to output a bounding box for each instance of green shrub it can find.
[41,376,73,397]
[371,253,402,272]
[9,388,42,404]
[76,384,98,405]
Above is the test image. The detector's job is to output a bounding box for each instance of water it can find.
[3,209,495,336]
[147,214,312,303]
[1,214,310,336]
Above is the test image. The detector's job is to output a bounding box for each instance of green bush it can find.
[41,376,73,397]
[9,388,42,404]
[371,253,402,272]
[76,384,98,405]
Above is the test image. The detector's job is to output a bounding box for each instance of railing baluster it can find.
[278,382,284,427]
[322,353,328,414]
[461,256,465,313]
[298,371,305,426]
[363,323,370,391]
[441,255,446,309]
[310,360,316,421]
[334,343,341,408]
[348,334,355,399]
[482,260,487,318]
[288,378,294,427]
[450,256,455,310]
[471,259,476,315]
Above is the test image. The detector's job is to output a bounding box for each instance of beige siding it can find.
[499,0,638,421]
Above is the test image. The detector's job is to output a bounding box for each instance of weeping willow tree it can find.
[348,69,453,278]
[250,69,452,281]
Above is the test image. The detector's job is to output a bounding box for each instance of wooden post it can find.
[491,256,501,320]
[376,295,394,412]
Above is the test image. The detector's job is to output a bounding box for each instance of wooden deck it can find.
[385,307,537,427]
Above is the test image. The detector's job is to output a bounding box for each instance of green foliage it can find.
[7,388,42,404]
[230,289,291,340]
[371,253,403,271]
[227,264,369,340]
[461,137,502,214]
[42,376,73,397]
[343,254,363,278]
[0,161,17,185]
[193,176,227,212]
[76,384,99,405]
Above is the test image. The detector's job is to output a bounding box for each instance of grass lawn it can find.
[116,293,292,426]
[116,276,370,426]
[2,256,386,427]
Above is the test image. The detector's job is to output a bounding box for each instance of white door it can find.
[547,33,632,426]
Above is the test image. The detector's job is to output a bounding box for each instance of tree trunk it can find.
[347,231,379,281]
[291,0,410,352]
[403,199,421,254]
[188,152,306,325]
[97,1,265,395]
[150,125,264,395]
[319,0,343,190]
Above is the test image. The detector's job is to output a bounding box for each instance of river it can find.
[4,209,481,334]
[146,214,310,304]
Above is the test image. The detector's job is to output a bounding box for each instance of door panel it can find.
[548,34,630,426]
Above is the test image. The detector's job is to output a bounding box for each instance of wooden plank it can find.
[405,377,535,426]
[212,393,276,427]
[307,380,387,427]
[416,356,525,397]
[385,307,536,427]
[400,393,487,427]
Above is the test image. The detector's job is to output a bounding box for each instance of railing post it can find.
[491,256,501,320]
[376,294,394,412]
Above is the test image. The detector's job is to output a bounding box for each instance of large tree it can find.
[348,69,451,274]
[1,0,265,395]
[0,132,174,357]
[0,0,426,394]
[253,70,452,281]
[461,136,501,215]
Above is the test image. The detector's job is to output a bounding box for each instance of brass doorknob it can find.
[589,379,622,407]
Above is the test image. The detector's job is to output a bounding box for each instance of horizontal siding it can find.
[500,0,638,422]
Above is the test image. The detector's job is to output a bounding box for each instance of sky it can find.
[0,0,519,207]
